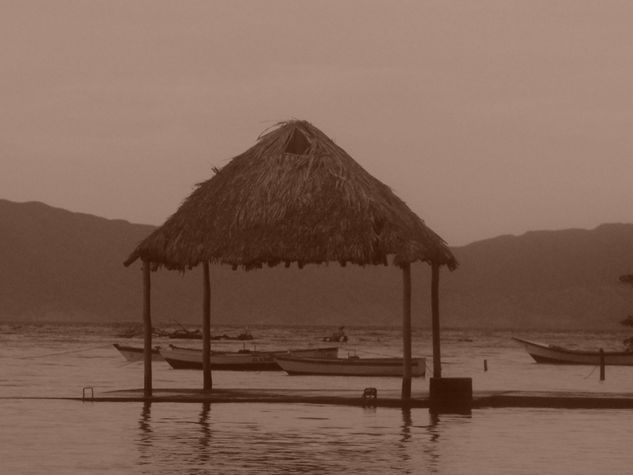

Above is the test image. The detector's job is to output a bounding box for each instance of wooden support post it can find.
[431,262,442,378]
[599,348,605,381]
[202,261,212,392]
[402,263,412,401]
[484,359,488,372]
[142,260,152,398]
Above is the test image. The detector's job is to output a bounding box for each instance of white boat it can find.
[113,343,163,362]
[512,337,633,365]
[274,355,426,377]
[159,345,339,371]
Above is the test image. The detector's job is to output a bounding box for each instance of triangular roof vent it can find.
[284,128,311,155]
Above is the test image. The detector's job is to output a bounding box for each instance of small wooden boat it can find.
[167,329,202,339]
[211,332,254,341]
[512,337,633,365]
[322,335,348,342]
[274,355,426,377]
[322,327,348,342]
[113,343,163,362]
[159,345,339,371]
[167,329,254,340]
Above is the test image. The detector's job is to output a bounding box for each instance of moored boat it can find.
[512,337,633,365]
[159,345,339,371]
[322,335,348,343]
[274,355,426,377]
[166,329,254,340]
[322,326,348,342]
[167,329,202,339]
[113,343,163,362]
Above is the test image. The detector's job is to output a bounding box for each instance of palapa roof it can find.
[124,120,457,271]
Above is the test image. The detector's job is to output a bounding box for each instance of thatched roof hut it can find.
[125,120,456,271]
[126,120,457,401]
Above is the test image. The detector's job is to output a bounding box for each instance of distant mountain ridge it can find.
[1,198,632,329]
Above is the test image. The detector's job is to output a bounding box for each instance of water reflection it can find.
[129,402,484,473]
[135,401,216,471]
[392,407,413,472]
[137,401,153,465]
[361,406,377,415]
[422,411,441,472]
[398,407,468,473]
[197,402,212,464]
[422,411,474,473]
[400,407,412,443]
[428,411,440,432]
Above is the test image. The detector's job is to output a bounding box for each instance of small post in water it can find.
[483,359,488,372]
[599,348,605,381]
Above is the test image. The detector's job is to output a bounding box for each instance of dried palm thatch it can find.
[124,120,457,271]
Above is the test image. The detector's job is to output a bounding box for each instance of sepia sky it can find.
[2,0,632,245]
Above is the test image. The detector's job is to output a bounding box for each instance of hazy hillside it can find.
[1,199,632,329]
[441,226,633,328]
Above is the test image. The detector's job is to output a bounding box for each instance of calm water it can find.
[2,323,633,473]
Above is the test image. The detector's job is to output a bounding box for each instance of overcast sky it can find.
[2,1,632,245]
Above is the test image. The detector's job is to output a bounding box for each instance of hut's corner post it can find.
[402,263,412,401]
[431,262,441,378]
[202,261,212,392]
[142,259,152,398]
[428,263,472,413]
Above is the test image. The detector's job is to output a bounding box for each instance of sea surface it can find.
[2,323,633,474]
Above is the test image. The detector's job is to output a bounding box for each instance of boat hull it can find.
[322,335,348,342]
[159,346,339,371]
[513,337,633,365]
[113,344,163,362]
[274,356,426,377]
